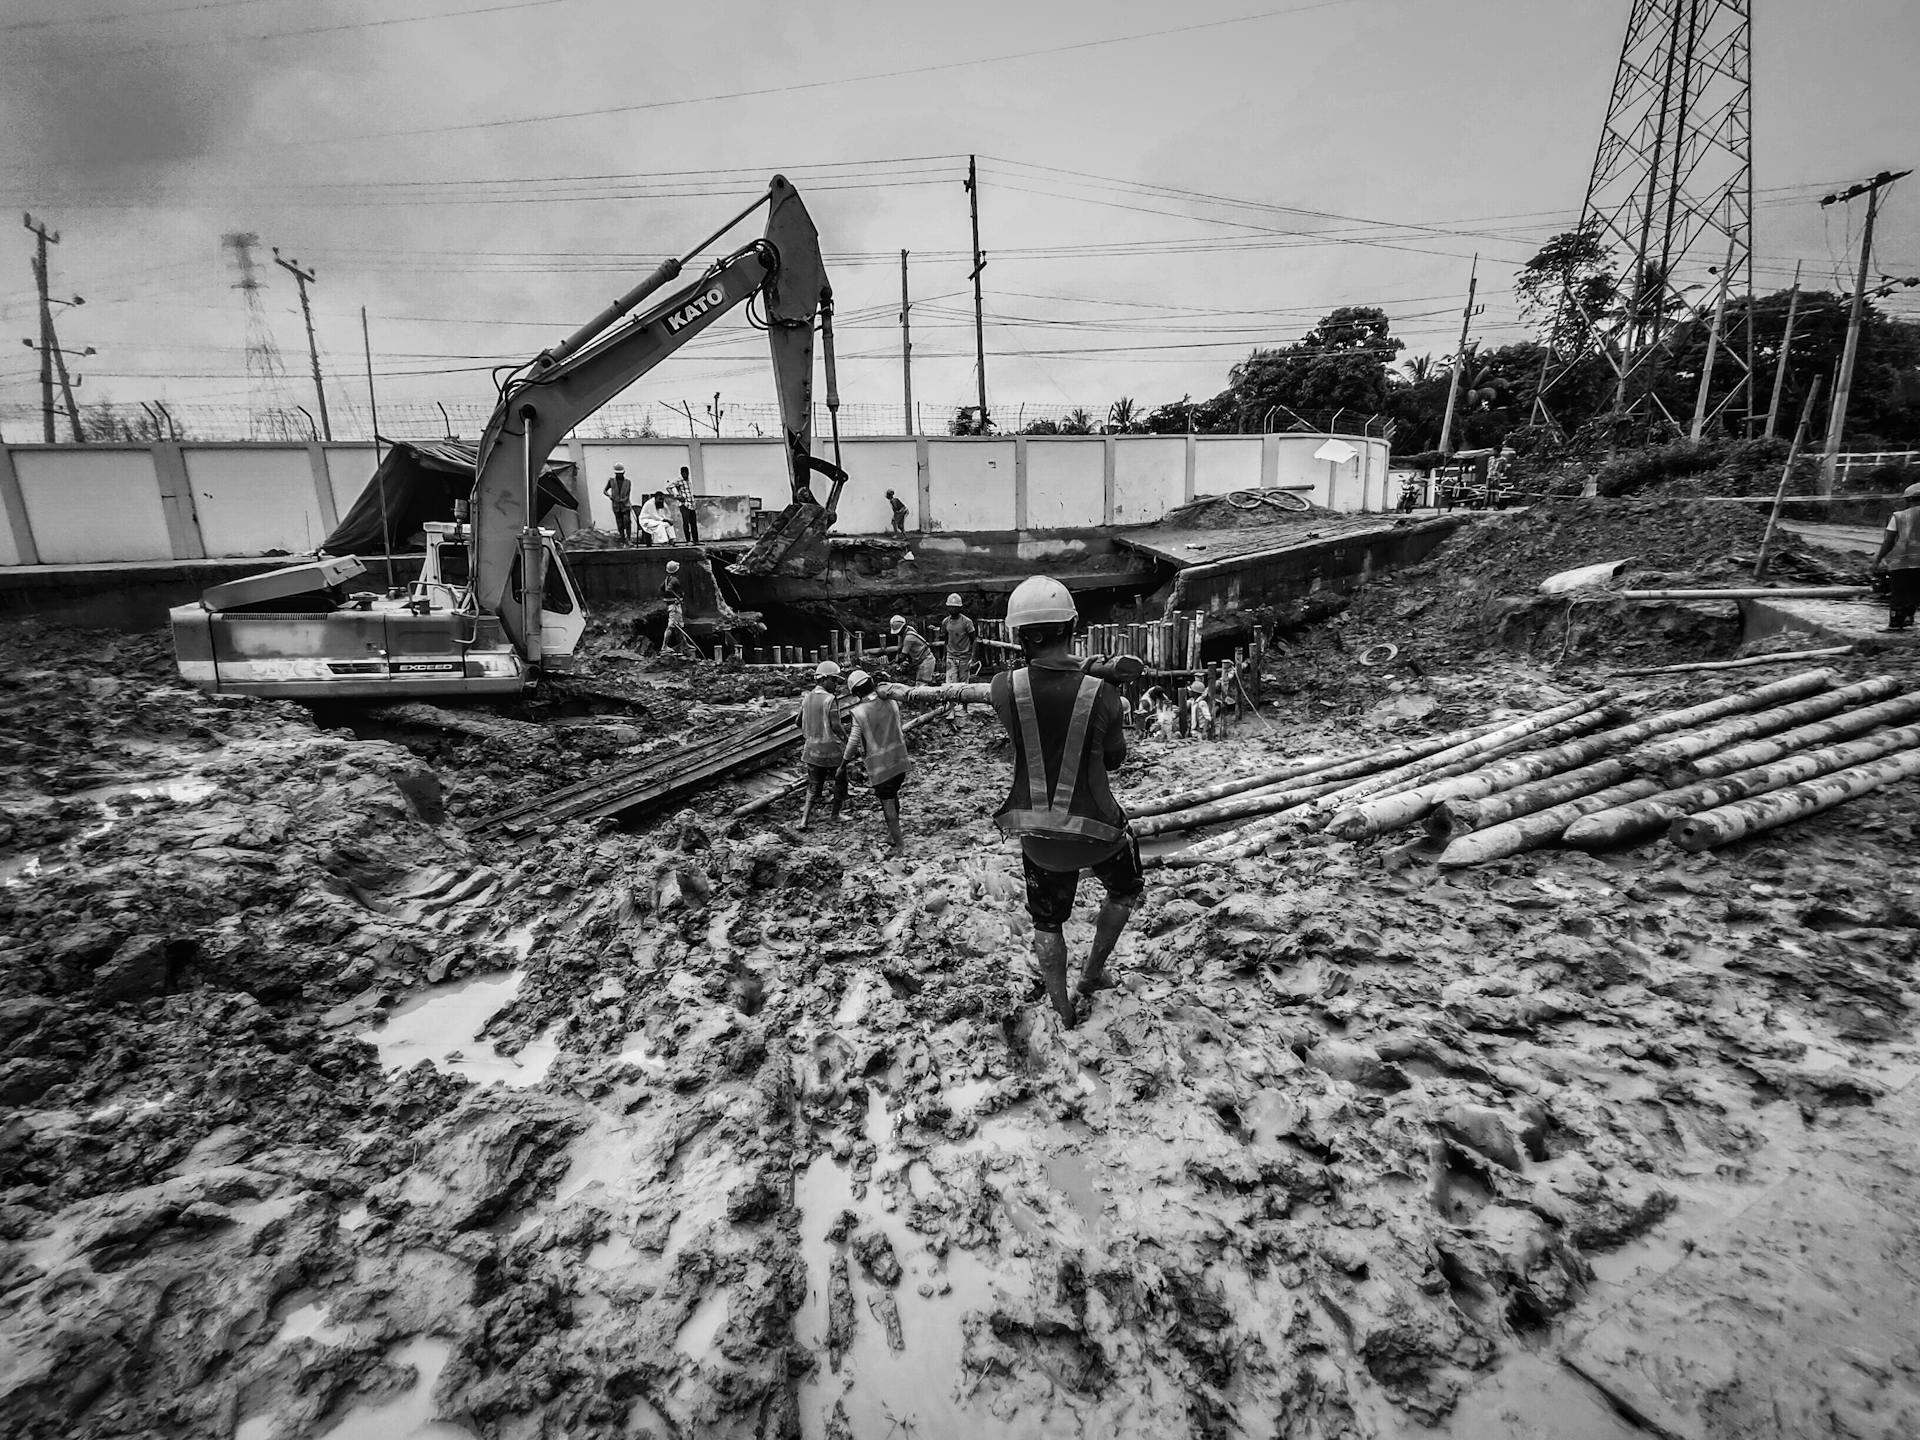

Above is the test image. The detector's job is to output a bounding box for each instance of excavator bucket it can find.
[733,501,833,577]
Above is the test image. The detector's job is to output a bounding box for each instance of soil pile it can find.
[1159,493,1344,531]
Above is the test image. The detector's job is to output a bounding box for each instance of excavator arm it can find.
[468,174,830,663]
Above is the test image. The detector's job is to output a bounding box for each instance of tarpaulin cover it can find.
[321,438,578,555]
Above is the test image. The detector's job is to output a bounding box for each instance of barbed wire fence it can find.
[0,398,1391,445]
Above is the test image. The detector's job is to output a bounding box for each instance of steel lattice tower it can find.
[1539,0,1754,437]
[222,231,306,441]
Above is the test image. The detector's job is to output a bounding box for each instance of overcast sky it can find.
[1,0,1915,438]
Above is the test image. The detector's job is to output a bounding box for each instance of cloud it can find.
[0,29,267,178]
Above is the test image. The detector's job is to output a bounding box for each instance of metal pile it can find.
[1133,667,1920,867]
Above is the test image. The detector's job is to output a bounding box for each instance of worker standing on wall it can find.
[886,489,910,533]
[674,465,701,545]
[799,660,849,829]
[886,614,936,685]
[603,464,633,543]
[991,575,1144,1029]
[842,669,911,854]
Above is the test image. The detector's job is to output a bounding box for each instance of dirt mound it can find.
[1157,492,1343,532]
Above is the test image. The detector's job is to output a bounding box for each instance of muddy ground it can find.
[3,554,1919,1438]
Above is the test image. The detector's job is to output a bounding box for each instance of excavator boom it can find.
[473,174,831,655]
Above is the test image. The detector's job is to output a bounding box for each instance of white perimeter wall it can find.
[0,432,1392,566]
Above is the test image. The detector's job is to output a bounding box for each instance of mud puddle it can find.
[236,1337,468,1440]
[363,970,560,1088]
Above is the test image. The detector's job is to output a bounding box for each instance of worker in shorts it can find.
[843,669,911,854]
[991,575,1143,1028]
[660,560,688,655]
[1872,481,1920,631]
[798,660,848,829]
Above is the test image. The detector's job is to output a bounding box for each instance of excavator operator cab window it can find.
[507,551,578,615]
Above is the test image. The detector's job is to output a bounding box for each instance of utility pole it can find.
[1690,221,1739,440]
[964,156,989,434]
[706,391,724,436]
[1437,254,1480,454]
[272,248,331,440]
[899,249,914,436]
[1820,168,1910,491]
[24,214,58,442]
[1764,260,1801,439]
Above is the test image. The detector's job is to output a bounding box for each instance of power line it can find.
[267,0,1382,148]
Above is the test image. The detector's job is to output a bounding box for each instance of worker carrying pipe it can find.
[989,575,1144,1029]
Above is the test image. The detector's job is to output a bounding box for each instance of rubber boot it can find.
[881,798,905,855]
[1032,929,1075,1028]
[799,784,816,832]
[1079,899,1131,996]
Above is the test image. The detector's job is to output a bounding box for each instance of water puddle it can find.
[674,1290,728,1361]
[267,1294,357,1348]
[3,774,217,888]
[794,1152,1009,1440]
[362,972,559,1088]
[237,1337,469,1440]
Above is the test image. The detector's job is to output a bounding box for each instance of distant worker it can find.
[660,560,688,655]
[1185,678,1216,741]
[603,464,634,543]
[887,614,935,685]
[1873,480,1920,631]
[991,575,1143,1028]
[674,465,700,545]
[941,592,978,718]
[843,669,910,854]
[799,660,849,829]
[886,488,910,533]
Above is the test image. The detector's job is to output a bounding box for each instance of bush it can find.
[1592,439,1718,497]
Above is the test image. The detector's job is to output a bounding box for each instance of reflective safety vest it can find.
[800,687,843,766]
[994,669,1127,844]
[847,697,909,785]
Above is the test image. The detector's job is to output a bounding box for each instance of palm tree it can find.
[1107,396,1141,433]
[1061,407,1095,435]
[1401,354,1439,384]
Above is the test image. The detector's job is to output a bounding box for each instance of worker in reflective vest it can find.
[990,575,1144,1028]
[799,659,849,830]
[843,669,911,854]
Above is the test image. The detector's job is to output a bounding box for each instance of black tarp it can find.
[321,438,579,555]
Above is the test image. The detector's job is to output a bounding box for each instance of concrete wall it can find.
[0,432,1392,567]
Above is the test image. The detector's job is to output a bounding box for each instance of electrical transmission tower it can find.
[222,231,305,441]
[1537,0,1754,439]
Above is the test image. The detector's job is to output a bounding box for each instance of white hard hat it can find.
[945,592,964,608]
[847,668,875,694]
[1006,575,1077,630]
[888,614,907,633]
[815,659,841,679]
[665,560,681,573]
[613,464,625,472]
[1904,481,1920,499]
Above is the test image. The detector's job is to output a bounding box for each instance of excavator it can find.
[171,175,847,700]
